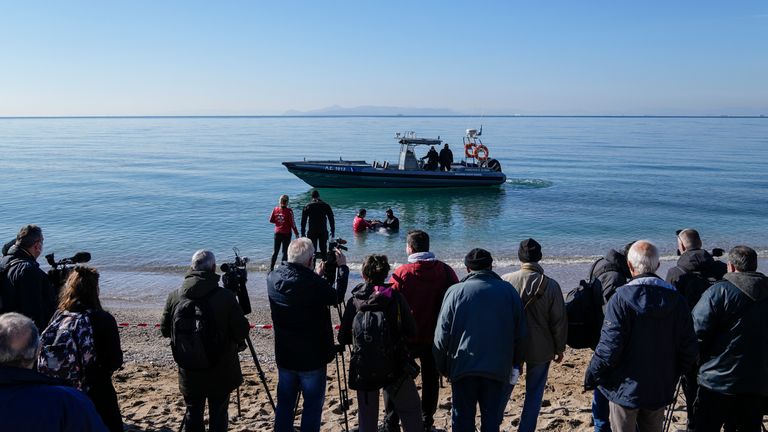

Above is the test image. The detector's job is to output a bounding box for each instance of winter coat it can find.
[693,271,768,396]
[67,305,124,432]
[585,274,698,410]
[502,263,567,365]
[0,245,55,330]
[588,249,632,307]
[161,270,250,398]
[301,198,335,237]
[666,249,727,310]
[0,366,108,431]
[433,270,527,383]
[389,256,458,347]
[439,148,453,165]
[338,282,417,389]
[267,262,348,371]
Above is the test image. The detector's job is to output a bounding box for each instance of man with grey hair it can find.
[691,246,767,431]
[586,241,698,432]
[161,250,250,432]
[267,238,348,432]
[0,312,108,431]
[0,224,55,329]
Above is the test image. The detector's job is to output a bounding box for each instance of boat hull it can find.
[282,161,507,188]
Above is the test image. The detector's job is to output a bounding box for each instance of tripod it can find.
[663,379,683,432]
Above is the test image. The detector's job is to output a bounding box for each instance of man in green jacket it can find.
[433,248,527,432]
[502,238,567,432]
[161,250,250,432]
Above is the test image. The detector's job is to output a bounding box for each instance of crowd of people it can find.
[0,210,766,432]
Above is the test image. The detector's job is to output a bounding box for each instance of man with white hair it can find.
[585,241,698,432]
[267,237,348,432]
[0,312,108,431]
[161,250,250,432]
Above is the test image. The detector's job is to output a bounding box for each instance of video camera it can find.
[321,238,347,284]
[675,229,724,257]
[220,247,252,315]
[45,251,91,290]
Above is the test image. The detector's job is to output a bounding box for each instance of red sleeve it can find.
[288,208,299,235]
[389,268,405,291]
[269,208,277,224]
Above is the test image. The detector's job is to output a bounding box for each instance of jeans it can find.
[357,377,424,432]
[275,367,327,432]
[384,345,440,430]
[608,402,664,432]
[271,233,292,270]
[182,392,230,432]
[518,362,550,432]
[592,388,612,432]
[451,376,513,432]
[693,386,764,432]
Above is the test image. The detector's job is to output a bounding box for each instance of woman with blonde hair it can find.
[269,194,300,271]
[41,266,124,431]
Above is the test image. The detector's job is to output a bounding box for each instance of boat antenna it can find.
[477,125,482,136]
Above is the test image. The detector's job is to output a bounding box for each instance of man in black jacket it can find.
[267,237,348,432]
[161,250,250,432]
[584,243,633,432]
[438,144,453,171]
[0,225,55,330]
[692,246,767,432]
[586,241,698,432]
[665,228,726,430]
[300,190,335,260]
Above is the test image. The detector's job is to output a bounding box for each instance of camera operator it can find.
[0,225,55,330]
[267,237,348,432]
[160,250,250,432]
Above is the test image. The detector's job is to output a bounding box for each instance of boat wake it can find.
[505,178,554,189]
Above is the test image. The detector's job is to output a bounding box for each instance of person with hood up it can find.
[161,250,250,432]
[338,254,423,432]
[501,238,567,432]
[585,241,698,432]
[267,238,348,432]
[691,245,768,431]
[438,143,453,171]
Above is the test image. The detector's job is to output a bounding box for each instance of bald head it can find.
[0,313,40,369]
[627,240,660,276]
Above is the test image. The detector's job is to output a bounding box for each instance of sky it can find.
[1,1,767,116]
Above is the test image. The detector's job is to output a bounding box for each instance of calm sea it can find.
[1,116,766,306]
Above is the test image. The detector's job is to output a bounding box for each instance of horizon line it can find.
[1,114,767,120]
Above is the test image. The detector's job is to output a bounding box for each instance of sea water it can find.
[1,116,766,306]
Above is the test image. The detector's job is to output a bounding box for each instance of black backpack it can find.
[565,259,613,349]
[350,296,401,391]
[170,290,222,370]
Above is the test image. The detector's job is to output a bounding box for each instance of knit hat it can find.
[464,248,493,270]
[518,238,542,263]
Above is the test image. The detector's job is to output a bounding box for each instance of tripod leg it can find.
[294,390,302,421]
[663,380,682,432]
[334,350,350,432]
[245,335,276,412]
[236,387,242,418]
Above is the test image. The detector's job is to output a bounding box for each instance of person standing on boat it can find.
[439,144,453,171]
[420,146,439,171]
[269,195,299,271]
[301,190,335,260]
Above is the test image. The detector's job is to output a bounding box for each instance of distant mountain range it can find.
[283,105,462,116]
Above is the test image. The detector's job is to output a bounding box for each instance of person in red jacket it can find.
[386,230,459,431]
[352,209,374,233]
[269,195,299,271]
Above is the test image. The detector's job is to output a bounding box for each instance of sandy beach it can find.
[112,306,695,432]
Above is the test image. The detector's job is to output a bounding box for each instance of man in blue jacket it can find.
[433,248,526,432]
[0,312,107,431]
[585,240,698,432]
[691,245,767,432]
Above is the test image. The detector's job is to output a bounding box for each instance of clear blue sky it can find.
[1,1,766,116]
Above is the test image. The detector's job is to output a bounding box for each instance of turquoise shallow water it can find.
[1,116,766,304]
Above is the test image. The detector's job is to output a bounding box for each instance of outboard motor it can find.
[483,158,502,172]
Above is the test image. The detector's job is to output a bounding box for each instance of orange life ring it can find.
[474,144,489,161]
[464,143,476,158]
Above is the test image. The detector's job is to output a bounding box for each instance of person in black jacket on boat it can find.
[301,190,336,260]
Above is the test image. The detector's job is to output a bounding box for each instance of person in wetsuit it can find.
[300,190,335,260]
